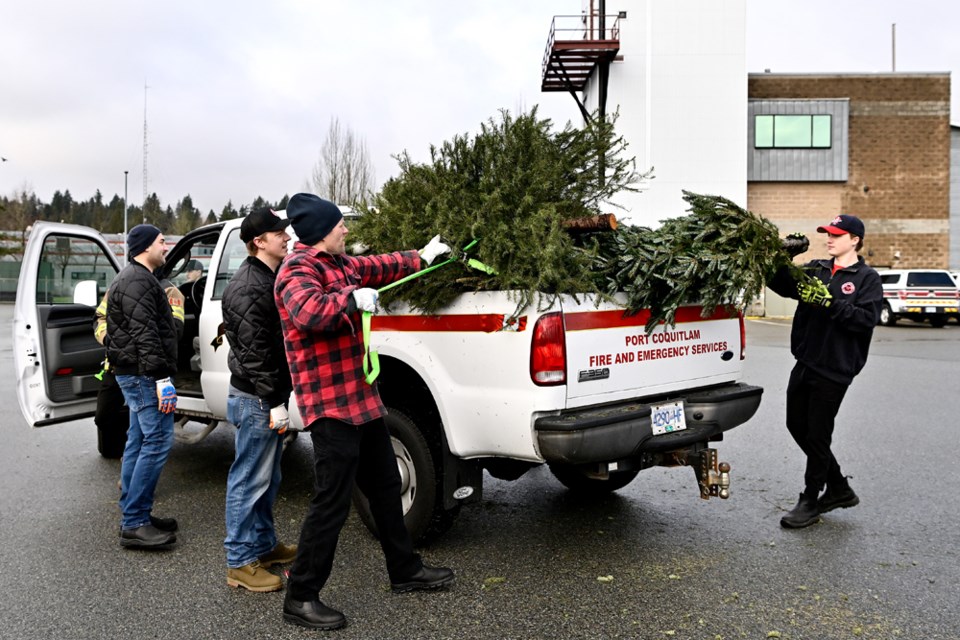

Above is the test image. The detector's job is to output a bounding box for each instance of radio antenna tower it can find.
[142,83,149,221]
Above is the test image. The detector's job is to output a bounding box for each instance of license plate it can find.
[926,306,936,313]
[651,401,688,435]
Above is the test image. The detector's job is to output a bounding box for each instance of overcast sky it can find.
[2,1,959,215]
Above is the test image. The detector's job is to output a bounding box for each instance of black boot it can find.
[150,515,179,532]
[391,565,455,593]
[282,594,346,630]
[818,481,859,513]
[119,524,176,548]
[780,492,820,529]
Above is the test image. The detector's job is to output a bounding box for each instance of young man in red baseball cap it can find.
[768,214,883,528]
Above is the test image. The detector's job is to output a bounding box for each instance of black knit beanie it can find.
[286,193,343,246]
[127,224,161,258]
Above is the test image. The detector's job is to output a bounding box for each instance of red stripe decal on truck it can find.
[564,306,733,332]
[372,314,527,333]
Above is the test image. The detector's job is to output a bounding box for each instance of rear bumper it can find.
[887,302,958,316]
[535,383,763,464]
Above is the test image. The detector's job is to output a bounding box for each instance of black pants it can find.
[94,370,130,459]
[287,417,421,602]
[785,362,849,495]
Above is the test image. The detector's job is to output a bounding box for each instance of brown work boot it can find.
[227,561,282,592]
[258,542,298,568]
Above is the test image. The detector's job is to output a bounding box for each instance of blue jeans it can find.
[116,375,175,530]
[224,386,285,568]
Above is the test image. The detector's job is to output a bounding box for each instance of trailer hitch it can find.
[663,448,731,499]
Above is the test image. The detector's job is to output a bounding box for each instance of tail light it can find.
[738,311,746,361]
[530,312,566,386]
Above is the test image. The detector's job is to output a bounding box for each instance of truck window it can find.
[168,237,218,290]
[36,234,117,304]
[211,228,248,300]
[905,272,955,287]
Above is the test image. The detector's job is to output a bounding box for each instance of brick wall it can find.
[748,74,950,270]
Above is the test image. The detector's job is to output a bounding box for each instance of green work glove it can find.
[797,279,832,307]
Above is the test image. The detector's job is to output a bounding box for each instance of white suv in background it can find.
[876,269,960,327]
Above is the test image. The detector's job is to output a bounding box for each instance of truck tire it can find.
[352,408,459,545]
[879,303,897,326]
[929,316,948,328]
[548,463,640,494]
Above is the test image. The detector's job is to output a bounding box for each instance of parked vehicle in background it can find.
[14,218,763,543]
[876,269,960,327]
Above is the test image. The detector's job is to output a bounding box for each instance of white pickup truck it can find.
[14,218,763,542]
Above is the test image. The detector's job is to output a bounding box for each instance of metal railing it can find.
[542,14,621,78]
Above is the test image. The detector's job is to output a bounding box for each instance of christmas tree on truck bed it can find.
[351,109,808,330]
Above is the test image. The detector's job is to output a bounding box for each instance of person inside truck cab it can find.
[273,193,454,630]
[768,214,882,529]
[183,259,204,283]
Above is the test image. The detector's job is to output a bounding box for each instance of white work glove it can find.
[352,287,379,313]
[418,234,451,266]
[156,377,177,414]
[269,405,290,435]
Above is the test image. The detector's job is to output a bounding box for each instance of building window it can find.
[755,114,831,149]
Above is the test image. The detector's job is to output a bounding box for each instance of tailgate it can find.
[895,288,959,307]
[562,298,742,408]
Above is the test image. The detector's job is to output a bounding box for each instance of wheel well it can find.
[378,356,483,512]
[378,356,442,444]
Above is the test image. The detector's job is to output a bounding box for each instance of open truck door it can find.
[13,222,121,427]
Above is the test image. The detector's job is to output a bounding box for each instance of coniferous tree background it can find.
[1,108,802,326]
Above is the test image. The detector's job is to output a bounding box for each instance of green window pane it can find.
[773,115,811,147]
[755,115,773,148]
[812,115,831,147]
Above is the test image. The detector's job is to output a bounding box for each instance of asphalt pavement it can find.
[1,304,958,640]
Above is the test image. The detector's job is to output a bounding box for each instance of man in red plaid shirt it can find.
[274,193,454,631]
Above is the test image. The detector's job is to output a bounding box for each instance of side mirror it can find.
[73,280,99,307]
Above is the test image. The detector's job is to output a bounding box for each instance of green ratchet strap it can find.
[361,239,496,384]
[361,310,380,384]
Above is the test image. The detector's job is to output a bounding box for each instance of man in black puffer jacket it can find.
[107,224,180,549]
[221,209,295,593]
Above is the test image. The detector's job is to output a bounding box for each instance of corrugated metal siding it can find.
[747,99,849,182]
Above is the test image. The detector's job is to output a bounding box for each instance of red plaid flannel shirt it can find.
[274,243,421,427]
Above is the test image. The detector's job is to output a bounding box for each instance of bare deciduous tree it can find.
[2,185,40,251]
[310,117,376,207]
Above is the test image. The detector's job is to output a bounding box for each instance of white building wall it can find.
[582,0,746,227]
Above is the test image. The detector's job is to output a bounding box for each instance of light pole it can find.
[123,170,129,266]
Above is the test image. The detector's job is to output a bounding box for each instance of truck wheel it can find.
[548,463,640,494]
[351,408,459,545]
[879,303,897,326]
[929,316,947,328]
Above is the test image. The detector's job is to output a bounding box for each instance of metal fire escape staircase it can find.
[541,13,621,123]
